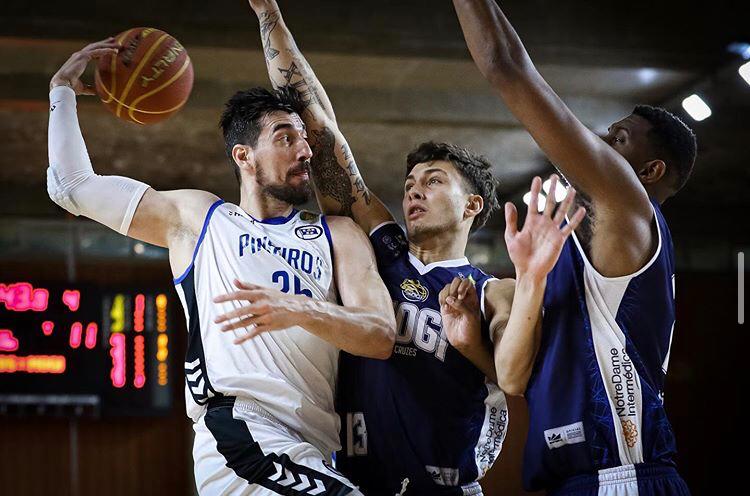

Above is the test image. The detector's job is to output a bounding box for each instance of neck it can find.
[408,225,469,265]
[645,185,669,205]
[239,186,293,220]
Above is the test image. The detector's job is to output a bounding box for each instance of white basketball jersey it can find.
[173,200,341,455]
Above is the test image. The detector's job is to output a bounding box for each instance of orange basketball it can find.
[95,28,193,125]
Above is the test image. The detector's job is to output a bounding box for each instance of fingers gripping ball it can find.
[94,28,193,125]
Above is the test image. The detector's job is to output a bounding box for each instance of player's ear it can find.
[464,194,484,221]
[638,159,666,185]
[232,144,256,176]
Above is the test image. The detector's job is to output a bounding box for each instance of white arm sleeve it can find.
[47,85,150,235]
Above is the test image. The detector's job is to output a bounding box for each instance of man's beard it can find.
[256,161,312,206]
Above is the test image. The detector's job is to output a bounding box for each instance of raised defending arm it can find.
[452,0,655,276]
[247,0,393,233]
[490,175,585,395]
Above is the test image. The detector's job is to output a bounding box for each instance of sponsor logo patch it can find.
[400,279,429,302]
[544,421,586,450]
[295,225,323,240]
[622,419,639,448]
[299,211,319,222]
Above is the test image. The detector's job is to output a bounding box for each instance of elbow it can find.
[482,50,531,89]
[496,368,529,397]
[46,167,77,215]
[372,316,396,360]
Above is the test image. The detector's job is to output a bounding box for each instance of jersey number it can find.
[345,412,368,456]
[272,270,312,297]
[395,302,448,361]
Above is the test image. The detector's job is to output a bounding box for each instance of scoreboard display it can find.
[0,281,175,416]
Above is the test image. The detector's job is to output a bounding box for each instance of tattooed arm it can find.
[247,0,393,232]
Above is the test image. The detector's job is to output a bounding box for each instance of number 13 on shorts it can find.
[345,412,368,456]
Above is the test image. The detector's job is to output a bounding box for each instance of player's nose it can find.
[408,186,425,201]
[296,139,313,162]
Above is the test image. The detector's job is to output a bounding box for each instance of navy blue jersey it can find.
[523,201,679,491]
[336,222,508,496]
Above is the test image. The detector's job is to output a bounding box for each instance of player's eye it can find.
[428,177,440,185]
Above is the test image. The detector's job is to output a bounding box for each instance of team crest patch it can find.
[299,211,319,222]
[401,279,429,302]
[295,225,323,240]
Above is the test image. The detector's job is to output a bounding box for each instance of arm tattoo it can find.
[259,11,280,61]
[309,127,357,217]
[342,143,371,205]
[277,58,322,109]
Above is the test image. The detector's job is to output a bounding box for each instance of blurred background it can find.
[0,0,746,494]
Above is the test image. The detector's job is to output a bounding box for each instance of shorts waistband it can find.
[551,463,680,493]
[206,395,296,438]
[207,395,236,410]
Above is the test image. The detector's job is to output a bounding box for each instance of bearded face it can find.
[256,159,312,206]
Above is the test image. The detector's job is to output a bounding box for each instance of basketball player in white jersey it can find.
[47,39,396,495]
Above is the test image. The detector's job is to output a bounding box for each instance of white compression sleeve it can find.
[47,85,150,235]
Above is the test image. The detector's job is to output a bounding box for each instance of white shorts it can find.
[193,396,362,496]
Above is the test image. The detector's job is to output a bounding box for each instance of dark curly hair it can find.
[219,86,305,184]
[632,105,697,194]
[406,141,499,231]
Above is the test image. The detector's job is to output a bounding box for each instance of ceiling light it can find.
[681,94,712,122]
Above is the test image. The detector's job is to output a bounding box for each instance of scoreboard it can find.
[0,281,175,416]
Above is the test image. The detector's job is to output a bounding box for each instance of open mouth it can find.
[407,205,427,219]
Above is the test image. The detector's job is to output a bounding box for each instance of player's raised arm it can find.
[214,216,396,359]
[246,0,392,233]
[452,0,655,275]
[490,176,585,395]
[47,40,218,254]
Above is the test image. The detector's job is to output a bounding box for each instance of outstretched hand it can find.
[50,38,121,95]
[504,175,586,281]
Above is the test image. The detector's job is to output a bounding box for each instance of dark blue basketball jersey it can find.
[523,200,679,491]
[336,222,508,496]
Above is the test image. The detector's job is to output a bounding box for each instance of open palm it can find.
[505,175,586,279]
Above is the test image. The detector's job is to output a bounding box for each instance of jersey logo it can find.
[295,225,323,240]
[400,279,429,302]
[299,211,320,222]
[543,421,586,450]
[185,357,208,403]
[622,419,638,448]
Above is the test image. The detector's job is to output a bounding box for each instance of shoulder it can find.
[323,215,364,239]
[323,214,359,230]
[145,189,220,236]
[323,215,372,249]
[166,189,221,217]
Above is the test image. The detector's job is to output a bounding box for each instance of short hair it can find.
[406,141,499,231]
[219,86,305,184]
[632,105,697,193]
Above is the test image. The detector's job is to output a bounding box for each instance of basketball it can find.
[94,27,193,125]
